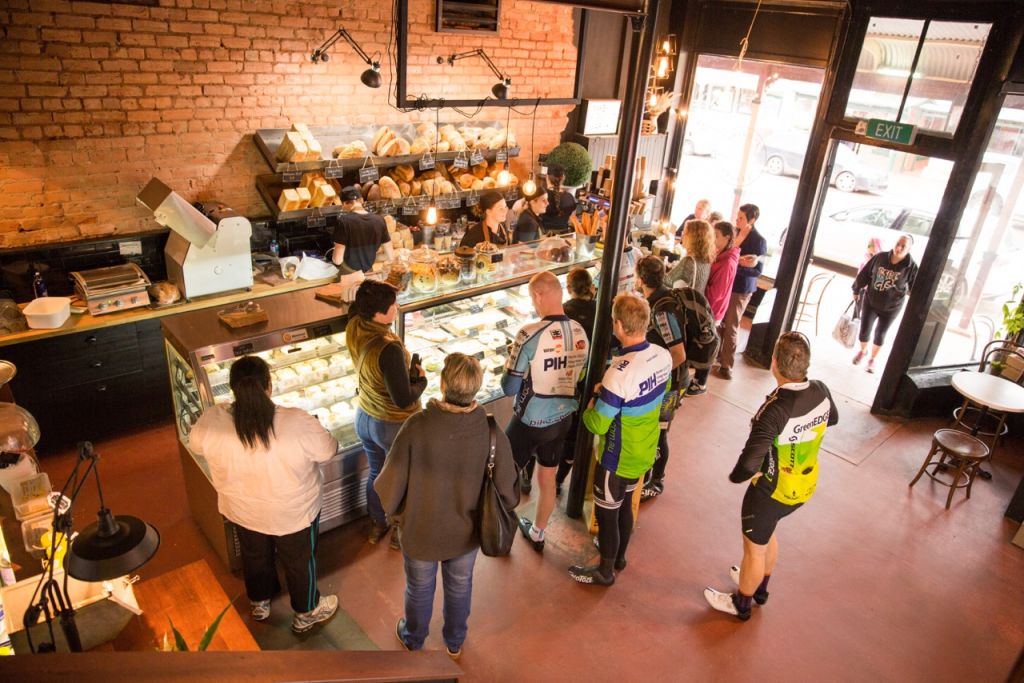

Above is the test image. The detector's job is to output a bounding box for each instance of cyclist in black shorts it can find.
[704,332,838,621]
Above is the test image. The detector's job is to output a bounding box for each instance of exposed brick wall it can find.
[0,0,579,247]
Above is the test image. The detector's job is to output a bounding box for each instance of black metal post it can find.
[566,0,661,519]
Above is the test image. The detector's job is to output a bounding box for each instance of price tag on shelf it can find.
[282,165,302,184]
[359,157,379,183]
[379,202,397,215]
[469,150,485,166]
[418,153,435,171]
[306,210,326,229]
[495,319,508,330]
[465,194,480,207]
[508,146,521,157]
[469,304,483,314]
[402,199,419,216]
[451,154,469,170]
[495,148,508,162]
[324,162,344,179]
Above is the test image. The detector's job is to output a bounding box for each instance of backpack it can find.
[653,287,720,370]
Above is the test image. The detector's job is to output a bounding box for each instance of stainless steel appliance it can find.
[70,263,151,315]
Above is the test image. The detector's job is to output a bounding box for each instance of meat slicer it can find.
[135,178,253,300]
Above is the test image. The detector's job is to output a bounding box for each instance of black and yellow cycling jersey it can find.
[729,379,838,506]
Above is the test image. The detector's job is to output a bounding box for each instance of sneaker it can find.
[395,618,412,651]
[250,599,271,622]
[717,366,733,380]
[368,521,390,545]
[640,486,661,502]
[389,526,401,551]
[292,594,338,634]
[685,381,707,396]
[867,358,876,373]
[728,565,768,605]
[446,645,462,661]
[568,564,615,586]
[703,587,750,621]
[518,516,544,552]
[852,350,865,365]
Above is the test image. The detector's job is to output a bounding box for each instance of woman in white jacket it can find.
[190,355,339,634]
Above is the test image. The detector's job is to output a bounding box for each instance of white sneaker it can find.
[703,587,750,621]
[292,594,338,633]
[728,565,769,605]
[250,599,271,621]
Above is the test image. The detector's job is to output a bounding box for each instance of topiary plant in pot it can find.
[545,142,593,189]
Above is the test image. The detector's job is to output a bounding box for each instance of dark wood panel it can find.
[2,323,138,365]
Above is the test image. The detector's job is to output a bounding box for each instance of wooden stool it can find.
[909,429,990,509]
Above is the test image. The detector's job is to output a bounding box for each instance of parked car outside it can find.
[761,137,890,193]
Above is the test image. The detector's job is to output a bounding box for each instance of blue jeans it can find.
[355,408,404,527]
[399,549,478,651]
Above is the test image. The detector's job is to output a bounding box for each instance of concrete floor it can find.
[35,332,1024,682]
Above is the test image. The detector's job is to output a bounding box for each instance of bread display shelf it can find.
[257,174,519,223]
[254,123,520,174]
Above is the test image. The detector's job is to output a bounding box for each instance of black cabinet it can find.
[1,319,171,452]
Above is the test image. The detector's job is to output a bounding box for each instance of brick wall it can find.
[0,0,579,247]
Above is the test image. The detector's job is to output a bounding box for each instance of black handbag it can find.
[478,415,518,557]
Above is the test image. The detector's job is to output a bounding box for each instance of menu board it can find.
[581,99,622,136]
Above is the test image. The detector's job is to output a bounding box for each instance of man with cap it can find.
[331,186,394,274]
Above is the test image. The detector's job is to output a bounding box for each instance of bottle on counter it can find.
[268,239,280,258]
[32,271,48,298]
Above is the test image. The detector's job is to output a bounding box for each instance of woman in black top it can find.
[459,190,511,248]
[513,182,549,243]
[851,234,918,374]
[541,163,577,234]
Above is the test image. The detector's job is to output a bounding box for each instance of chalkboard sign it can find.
[580,99,621,136]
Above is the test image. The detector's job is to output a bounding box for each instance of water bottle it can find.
[268,239,280,258]
[32,271,48,298]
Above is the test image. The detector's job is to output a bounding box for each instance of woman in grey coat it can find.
[375,353,519,660]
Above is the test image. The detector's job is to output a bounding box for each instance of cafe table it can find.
[951,370,1024,479]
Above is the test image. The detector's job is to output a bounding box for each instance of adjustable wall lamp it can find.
[311,27,382,89]
[438,49,512,99]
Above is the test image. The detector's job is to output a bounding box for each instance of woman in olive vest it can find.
[345,280,426,546]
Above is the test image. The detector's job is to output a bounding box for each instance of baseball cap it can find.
[340,186,361,202]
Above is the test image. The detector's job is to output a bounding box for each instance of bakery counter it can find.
[0,275,335,349]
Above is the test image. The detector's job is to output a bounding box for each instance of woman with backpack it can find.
[687,220,739,396]
[665,219,716,292]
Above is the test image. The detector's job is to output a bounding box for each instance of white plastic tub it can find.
[23,296,71,329]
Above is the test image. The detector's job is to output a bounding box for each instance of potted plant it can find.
[545,142,593,191]
[988,283,1024,378]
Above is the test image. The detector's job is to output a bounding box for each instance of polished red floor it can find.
[36,350,1024,682]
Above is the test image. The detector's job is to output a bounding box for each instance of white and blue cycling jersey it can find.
[501,315,589,428]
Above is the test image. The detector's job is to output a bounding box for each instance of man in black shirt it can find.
[332,187,393,273]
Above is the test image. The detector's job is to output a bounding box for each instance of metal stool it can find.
[909,429,989,509]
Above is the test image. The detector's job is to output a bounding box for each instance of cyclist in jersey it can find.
[704,332,838,620]
[502,271,589,553]
[569,294,671,586]
[636,254,687,502]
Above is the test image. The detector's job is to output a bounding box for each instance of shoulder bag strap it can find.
[485,414,497,480]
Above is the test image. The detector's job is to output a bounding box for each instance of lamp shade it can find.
[491,81,509,99]
[0,402,40,453]
[361,66,382,89]
[67,509,160,582]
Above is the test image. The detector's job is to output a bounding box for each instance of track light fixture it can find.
[438,49,512,100]
[311,27,382,88]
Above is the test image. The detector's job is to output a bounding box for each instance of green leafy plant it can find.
[158,602,232,652]
[545,142,593,188]
[998,282,1024,341]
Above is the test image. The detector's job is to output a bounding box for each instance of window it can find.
[845,18,991,136]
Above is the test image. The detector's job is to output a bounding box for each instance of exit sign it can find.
[857,118,917,145]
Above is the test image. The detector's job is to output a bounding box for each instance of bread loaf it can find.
[409,137,431,155]
[392,164,415,183]
[398,181,411,197]
[295,186,312,209]
[372,126,393,154]
[410,179,422,196]
[393,138,411,156]
[149,281,180,306]
[458,173,476,190]
[435,140,450,153]
[276,131,309,162]
[416,122,437,140]
[367,183,381,202]
[471,163,487,179]
[379,176,402,199]
[333,140,368,159]
[471,179,484,191]
[278,188,302,212]
[482,177,496,189]
[439,180,456,195]
[421,178,437,197]
[311,183,338,208]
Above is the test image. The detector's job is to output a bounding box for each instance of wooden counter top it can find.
[0,276,335,348]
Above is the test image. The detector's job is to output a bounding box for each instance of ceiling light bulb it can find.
[657,56,669,79]
[497,169,511,186]
[425,205,438,225]
[648,92,658,107]
[522,174,536,196]
[662,39,671,53]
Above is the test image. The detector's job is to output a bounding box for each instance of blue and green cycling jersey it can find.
[583,340,673,479]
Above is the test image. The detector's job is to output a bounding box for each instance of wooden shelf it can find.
[254,123,518,175]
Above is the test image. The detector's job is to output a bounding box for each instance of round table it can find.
[951,371,1024,478]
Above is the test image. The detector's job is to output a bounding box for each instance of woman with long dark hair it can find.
[459,190,511,248]
[189,355,339,633]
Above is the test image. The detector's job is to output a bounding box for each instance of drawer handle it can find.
[85,335,98,344]
[90,361,103,368]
